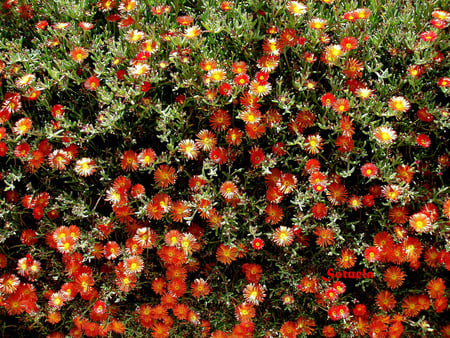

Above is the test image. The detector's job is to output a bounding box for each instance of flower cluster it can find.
[0,0,449,337]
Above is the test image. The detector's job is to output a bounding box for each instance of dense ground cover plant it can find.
[0,0,449,336]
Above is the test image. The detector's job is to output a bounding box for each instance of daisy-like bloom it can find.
[309,17,327,29]
[137,148,156,167]
[396,164,414,184]
[272,226,294,247]
[265,203,283,224]
[382,184,402,202]
[337,249,356,269]
[128,62,150,77]
[276,173,298,194]
[239,108,261,124]
[178,139,199,160]
[419,30,438,42]
[438,77,450,87]
[257,55,279,73]
[251,238,264,250]
[347,195,362,209]
[199,58,217,71]
[120,150,138,172]
[376,290,397,311]
[407,64,424,78]
[168,278,187,297]
[427,278,446,299]
[69,47,88,63]
[104,241,121,260]
[321,93,336,108]
[280,28,298,48]
[326,182,348,205]
[195,129,217,151]
[15,74,35,88]
[340,115,354,137]
[388,96,410,113]
[332,98,350,113]
[389,205,409,224]
[249,80,272,97]
[216,244,238,265]
[124,255,144,274]
[364,246,380,263]
[443,199,450,219]
[304,134,323,154]
[311,202,327,220]
[243,283,266,305]
[84,76,100,91]
[125,29,145,43]
[401,295,420,318]
[416,134,431,148]
[141,39,159,55]
[286,1,308,16]
[409,212,432,233]
[373,125,397,144]
[13,117,32,136]
[118,0,138,12]
[343,58,363,79]
[324,287,339,302]
[356,87,373,100]
[340,36,358,51]
[303,52,317,63]
[74,158,96,176]
[49,291,66,309]
[231,61,248,74]
[154,164,177,188]
[235,303,256,322]
[183,25,201,39]
[48,149,70,170]
[280,321,298,337]
[179,233,197,256]
[134,227,157,249]
[361,163,378,178]
[209,109,231,131]
[324,44,343,63]
[220,181,238,199]
[383,266,405,289]
[296,316,315,336]
[262,38,282,55]
[191,278,211,298]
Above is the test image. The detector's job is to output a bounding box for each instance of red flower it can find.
[416,134,431,148]
[84,76,100,91]
[420,30,438,42]
[251,238,264,250]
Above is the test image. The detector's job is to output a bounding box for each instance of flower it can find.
[304,134,323,154]
[340,36,358,51]
[420,30,438,42]
[154,164,177,188]
[314,227,335,247]
[216,244,238,265]
[361,163,378,178]
[336,249,356,269]
[243,283,266,305]
[70,47,89,62]
[74,158,96,176]
[286,1,308,16]
[416,134,431,147]
[388,96,410,113]
[272,226,294,247]
[84,76,100,91]
[409,212,432,233]
[251,238,264,250]
[178,139,199,160]
[384,266,405,289]
[373,125,397,144]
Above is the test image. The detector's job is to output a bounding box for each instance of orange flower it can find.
[154,164,177,188]
[402,295,420,317]
[209,109,231,131]
[314,227,335,247]
[235,303,256,322]
[304,134,323,154]
[409,212,432,233]
[243,283,266,305]
[272,226,294,247]
[70,47,88,62]
[216,244,238,265]
[121,150,139,171]
[264,203,284,224]
[383,266,405,289]
[376,290,397,311]
[191,278,211,298]
[326,182,348,205]
[336,249,356,269]
[427,278,446,299]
